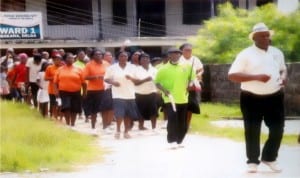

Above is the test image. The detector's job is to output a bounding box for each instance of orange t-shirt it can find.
[83,60,109,91]
[45,64,61,94]
[54,65,85,92]
[6,68,16,88]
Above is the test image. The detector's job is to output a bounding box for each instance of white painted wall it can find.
[277,0,299,14]
[26,0,296,40]
[165,0,202,36]
[100,0,137,40]
[26,0,99,40]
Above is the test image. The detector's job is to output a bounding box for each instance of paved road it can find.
[1,120,300,178]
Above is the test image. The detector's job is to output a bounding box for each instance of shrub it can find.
[190,3,300,63]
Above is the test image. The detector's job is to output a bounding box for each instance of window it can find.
[257,0,273,6]
[112,0,127,25]
[182,0,211,25]
[1,0,25,11]
[46,0,93,25]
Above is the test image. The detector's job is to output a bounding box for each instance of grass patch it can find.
[190,102,298,145]
[0,101,104,172]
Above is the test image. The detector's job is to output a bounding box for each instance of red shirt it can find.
[14,63,27,86]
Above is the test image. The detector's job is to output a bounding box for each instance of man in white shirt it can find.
[26,48,47,108]
[228,22,287,173]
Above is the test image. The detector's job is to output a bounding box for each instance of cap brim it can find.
[249,30,274,40]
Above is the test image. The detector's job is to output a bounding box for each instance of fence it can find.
[201,63,300,116]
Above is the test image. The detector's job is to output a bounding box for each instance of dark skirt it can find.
[135,93,158,120]
[100,88,113,111]
[59,90,82,113]
[187,90,200,114]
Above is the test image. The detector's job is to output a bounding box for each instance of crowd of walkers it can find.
[0,44,204,143]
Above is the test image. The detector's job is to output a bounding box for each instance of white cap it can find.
[249,22,274,40]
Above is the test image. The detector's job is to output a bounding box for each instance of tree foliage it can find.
[189,3,300,63]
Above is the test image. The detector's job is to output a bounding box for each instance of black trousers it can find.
[240,90,284,164]
[166,103,188,144]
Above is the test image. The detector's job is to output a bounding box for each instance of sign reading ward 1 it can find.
[0,12,43,40]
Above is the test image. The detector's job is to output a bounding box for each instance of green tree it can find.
[190,3,300,63]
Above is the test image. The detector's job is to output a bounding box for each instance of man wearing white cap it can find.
[228,22,287,173]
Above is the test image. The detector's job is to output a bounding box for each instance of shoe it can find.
[177,143,184,148]
[161,120,168,129]
[139,126,148,131]
[262,161,282,172]
[91,128,98,136]
[103,128,113,134]
[152,129,159,134]
[124,132,131,139]
[247,163,258,173]
[168,142,177,150]
[114,132,121,139]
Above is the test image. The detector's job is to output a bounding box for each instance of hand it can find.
[112,81,120,87]
[125,75,132,80]
[145,76,152,82]
[279,78,287,86]
[163,89,170,96]
[97,75,103,80]
[256,74,270,83]
[82,92,87,98]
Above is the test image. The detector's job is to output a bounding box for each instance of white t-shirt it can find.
[179,55,203,88]
[228,45,286,95]
[26,57,47,83]
[0,56,14,70]
[179,55,204,85]
[134,65,157,95]
[36,71,49,103]
[179,55,203,73]
[104,62,136,99]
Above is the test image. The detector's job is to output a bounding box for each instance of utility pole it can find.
[138,18,141,39]
[98,0,103,40]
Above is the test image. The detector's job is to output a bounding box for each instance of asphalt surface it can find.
[1,119,300,178]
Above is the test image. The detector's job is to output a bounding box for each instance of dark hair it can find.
[161,52,168,58]
[90,49,104,58]
[138,53,150,61]
[179,43,192,51]
[116,51,130,59]
[40,62,49,72]
[65,52,74,58]
[76,49,85,55]
[33,54,42,63]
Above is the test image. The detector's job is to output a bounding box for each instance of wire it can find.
[1,0,199,38]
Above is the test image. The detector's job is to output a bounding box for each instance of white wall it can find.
[165,0,201,36]
[100,0,137,40]
[26,0,99,40]
[277,0,299,14]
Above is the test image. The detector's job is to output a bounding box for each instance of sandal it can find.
[124,133,131,139]
[114,132,121,139]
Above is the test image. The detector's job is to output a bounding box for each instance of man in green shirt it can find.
[155,47,195,148]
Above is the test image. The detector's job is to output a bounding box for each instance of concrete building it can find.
[0,0,298,56]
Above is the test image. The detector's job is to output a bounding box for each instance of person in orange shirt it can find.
[6,60,18,100]
[54,53,86,128]
[83,49,110,135]
[45,53,63,120]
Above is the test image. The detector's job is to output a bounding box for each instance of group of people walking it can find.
[0,22,291,173]
[0,43,204,142]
